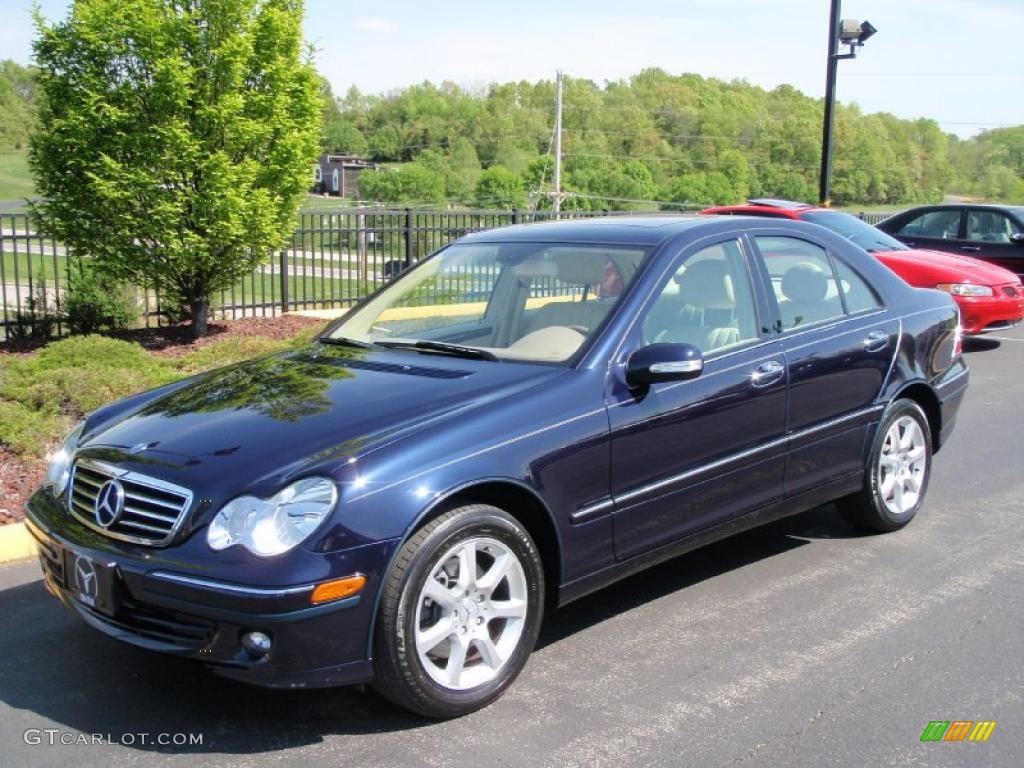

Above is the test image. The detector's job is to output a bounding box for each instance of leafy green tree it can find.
[30,0,321,337]
[0,60,39,149]
[359,162,447,204]
[474,166,525,209]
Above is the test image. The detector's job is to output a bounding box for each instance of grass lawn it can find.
[0,151,34,206]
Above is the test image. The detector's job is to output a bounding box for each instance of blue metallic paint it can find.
[24,216,967,688]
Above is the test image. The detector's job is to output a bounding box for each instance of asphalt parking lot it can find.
[1,325,1022,768]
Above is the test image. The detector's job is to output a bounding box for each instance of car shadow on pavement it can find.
[0,504,854,753]
[963,337,1001,353]
[537,503,857,650]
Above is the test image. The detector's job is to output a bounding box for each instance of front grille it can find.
[68,459,192,546]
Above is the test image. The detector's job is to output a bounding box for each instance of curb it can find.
[0,522,36,564]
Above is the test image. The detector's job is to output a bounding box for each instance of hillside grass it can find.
[0,150,33,205]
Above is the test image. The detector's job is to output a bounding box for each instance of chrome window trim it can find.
[148,571,315,597]
[613,404,884,506]
[67,458,193,547]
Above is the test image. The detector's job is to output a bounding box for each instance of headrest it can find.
[675,260,735,309]
[781,263,828,303]
[554,253,606,285]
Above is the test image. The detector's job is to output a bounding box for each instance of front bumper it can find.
[24,490,395,689]
[954,293,1024,335]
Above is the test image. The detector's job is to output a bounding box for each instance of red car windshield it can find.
[802,211,909,253]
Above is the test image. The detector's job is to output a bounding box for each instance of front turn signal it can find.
[310,574,366,605]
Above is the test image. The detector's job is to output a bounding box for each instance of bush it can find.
[63,259,137,335]
[7,273,58,346]
[0,335,175,419]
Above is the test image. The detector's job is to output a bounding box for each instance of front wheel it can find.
[838,398,932,533]
[372,504,545,718]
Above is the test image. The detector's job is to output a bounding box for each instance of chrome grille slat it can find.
[121,490,184,511]
[117,519,171,534]
[67,459,192,547]
[122,505,178,523]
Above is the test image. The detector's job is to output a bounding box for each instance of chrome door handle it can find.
[959,245,981,252]
[864,330,889,352]
[751,360,785,387]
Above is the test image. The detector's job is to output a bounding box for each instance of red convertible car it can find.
[703,200,1024,335]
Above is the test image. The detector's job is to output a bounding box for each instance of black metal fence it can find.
[0,206,897,342]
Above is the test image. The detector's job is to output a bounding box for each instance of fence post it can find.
[278,249,289,313]
[513,208,521,225]
[357,212,368,285]
[405,208,414,267]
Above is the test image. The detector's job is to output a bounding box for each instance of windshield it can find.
[802,211,909,253]
[327,242,650,364]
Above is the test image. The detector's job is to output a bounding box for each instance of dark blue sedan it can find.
[25,216,969,717]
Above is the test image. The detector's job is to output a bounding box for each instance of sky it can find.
[1,0,1020,138]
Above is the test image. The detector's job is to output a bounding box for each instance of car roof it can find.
[702,199,826,220]
[459,215,716,247]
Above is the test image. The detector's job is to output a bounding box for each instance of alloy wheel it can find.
[414,537,528,690]
[877,415,927,515]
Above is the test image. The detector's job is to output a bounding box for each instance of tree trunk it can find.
[190,297,210,339]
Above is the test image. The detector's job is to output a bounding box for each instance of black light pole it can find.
[818,3,877,206]
[819,0,842,207]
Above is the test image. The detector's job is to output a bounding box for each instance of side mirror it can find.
[1010,232,1024,246]
[626,343,704,387]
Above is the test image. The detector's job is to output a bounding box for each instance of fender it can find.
[364,475,563,659]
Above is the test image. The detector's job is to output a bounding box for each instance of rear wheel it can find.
[838,398,932,533]
[372,504,544,718]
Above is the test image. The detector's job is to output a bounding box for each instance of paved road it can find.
[2,327,1023,768]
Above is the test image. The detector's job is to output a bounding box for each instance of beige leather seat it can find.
[523,253,612,335]
[778,262,841,328]
[656,260,740,351]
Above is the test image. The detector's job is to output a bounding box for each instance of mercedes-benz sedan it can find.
[25,216,969,718]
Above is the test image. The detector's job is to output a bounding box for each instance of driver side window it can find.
[642,240,760,354]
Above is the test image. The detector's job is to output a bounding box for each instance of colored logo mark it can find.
[920,721,997,742]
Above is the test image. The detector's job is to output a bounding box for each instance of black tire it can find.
[838,398,932,533]
[371,504,545,718]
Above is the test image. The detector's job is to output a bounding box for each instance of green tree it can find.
[359,162,447,204]
[474,166,525,208]
[30,0,321,337]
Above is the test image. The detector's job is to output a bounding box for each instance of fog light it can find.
[241,631,272,657]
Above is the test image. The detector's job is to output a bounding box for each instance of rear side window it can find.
[833,258,882,314]
[896,210,961,239]
[755,237,845,330]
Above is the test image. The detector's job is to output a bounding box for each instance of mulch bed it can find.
[0,315,327,524]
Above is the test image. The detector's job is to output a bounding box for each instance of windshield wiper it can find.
[377,340,499,361]
[317,336,374,349]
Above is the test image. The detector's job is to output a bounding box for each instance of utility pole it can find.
[553,70,563,216]
[818,0,841,207]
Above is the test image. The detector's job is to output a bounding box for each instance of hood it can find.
[78,344,564,495]
[875,248,1020,285]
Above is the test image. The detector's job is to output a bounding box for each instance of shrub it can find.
[63,259,137,335]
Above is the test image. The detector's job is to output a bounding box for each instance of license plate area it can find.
[64,549,121,617]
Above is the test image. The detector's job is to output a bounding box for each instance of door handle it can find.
[959,245,981,252]
[864,330,890,352]
[751,360,785,387]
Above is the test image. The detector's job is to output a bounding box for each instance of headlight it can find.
[207,477,337,557]
[936,283,994,297]
[43,421,84,497]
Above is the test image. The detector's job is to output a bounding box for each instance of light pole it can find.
[818,0,877,206]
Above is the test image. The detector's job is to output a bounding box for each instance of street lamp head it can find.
[838,18,862,44]
[858,20,877,44]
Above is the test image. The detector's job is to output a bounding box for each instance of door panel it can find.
[607,237,787,561]
[751,233,898,496]
[782,316,898,495]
